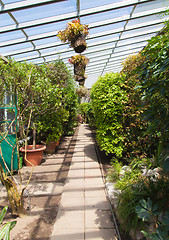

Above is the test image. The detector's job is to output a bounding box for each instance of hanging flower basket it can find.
[74,63,86,76]
[57,19,89,52]
[79,79,85,86]
[72,34,87,53]
[69,55,89,76]
[74,75,86,86]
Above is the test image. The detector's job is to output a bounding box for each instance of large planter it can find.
[72,35,86,53]
[45,142,56,154]
[44,136,61,154]
[20,145,46,166]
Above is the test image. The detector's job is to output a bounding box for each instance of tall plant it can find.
[90,72,128,157]
[136,21,169,160]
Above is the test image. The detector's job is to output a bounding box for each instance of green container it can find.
[0,134,18,173]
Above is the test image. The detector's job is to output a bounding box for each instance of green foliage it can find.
[108,158,123,182]
[79,102,92,123]
[0,58,78,142]
[0,206,16,240]
[91,72,128,157]
[136,199,169,240]
[121,53,155,159]
[117,175,169,233]
[138,21,169,145]
[136,198,159,221]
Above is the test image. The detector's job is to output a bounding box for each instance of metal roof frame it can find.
[0,0,168,88]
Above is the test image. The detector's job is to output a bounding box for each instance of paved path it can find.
[50,124,118,240]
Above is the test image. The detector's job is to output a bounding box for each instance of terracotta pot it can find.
[55,136,61,147]
[72,35,86,53]
[20,145,46,166]
[45,142,56,154]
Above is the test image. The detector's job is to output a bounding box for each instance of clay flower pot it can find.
[45,142,56,154]
[44,136,61,154]
[20,145,46,166]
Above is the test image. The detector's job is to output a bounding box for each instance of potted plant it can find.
[57,19,89,53]
[36,107,69,154]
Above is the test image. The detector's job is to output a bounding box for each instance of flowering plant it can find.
[57,19,89,47]
[68,55,89,66]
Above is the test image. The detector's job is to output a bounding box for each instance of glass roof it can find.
[0,0,168,88]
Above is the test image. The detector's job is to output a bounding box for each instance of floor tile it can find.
[85,228,118,240]
[60,197,84,211]
[53,210,85,229]
[51,228,84,240]
[85,197,110,210]
[85,209,114,229]
[85,189,106,198]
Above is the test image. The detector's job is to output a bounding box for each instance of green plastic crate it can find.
[0,134,18,173]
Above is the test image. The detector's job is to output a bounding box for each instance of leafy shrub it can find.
[90,72,128,157]
[136,198,169,239]
[137,21,169,148]
[117,175,169,233]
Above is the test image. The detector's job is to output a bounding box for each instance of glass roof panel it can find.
[81,6,133,24]
[0,42,34,55]
[3,0,21,3]
[12,0,76,22]
[134,0,168,13]
[0,13,15,27]
[33,36,58,46]
[24,21,68,36]
[80,0,119,10]
[0,0,168,89]
[0,30,25,42]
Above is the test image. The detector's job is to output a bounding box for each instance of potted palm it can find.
[57,19,89,53]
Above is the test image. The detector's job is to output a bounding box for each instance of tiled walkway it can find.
[50,124,118,240]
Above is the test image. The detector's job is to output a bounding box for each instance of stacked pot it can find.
[57,19,89,86]
[71,34,89,86]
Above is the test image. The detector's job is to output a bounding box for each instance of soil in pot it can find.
[20,145,46,166]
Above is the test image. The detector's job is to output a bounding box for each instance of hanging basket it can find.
[74,63,86,76]
[75,75,85,86]
[72,35,87,53]
[78,79,85,86]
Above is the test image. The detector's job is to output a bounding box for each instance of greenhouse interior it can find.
[0,0,169,239]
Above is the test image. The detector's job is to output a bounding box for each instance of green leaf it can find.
[136,205,151,221]
[0,206,8,225]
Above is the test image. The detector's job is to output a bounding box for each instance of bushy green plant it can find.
[137,21,169,149]
[90,72,128,157]
[0,58,78,215]
[121,53,155,159]
[117,175,169,233]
